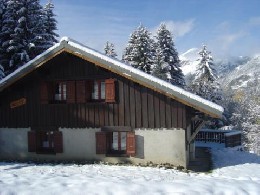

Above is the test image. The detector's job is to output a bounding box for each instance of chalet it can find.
[0,37,223,168]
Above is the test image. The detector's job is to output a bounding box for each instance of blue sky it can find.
[43,0,260,58]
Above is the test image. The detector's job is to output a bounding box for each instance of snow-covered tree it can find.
[42,0,58,49]
[0,0,25,74]
[0,64,4,79]
[104,41,117,58]
[189,45,224,128]
[152,52,168,81]
[0,0,59,75]
[0,0,7,72]
[154,23,185,87]
[230,74,260,154]
[123,24,155,74]
[191,45,222,103]
[25,0,47,57]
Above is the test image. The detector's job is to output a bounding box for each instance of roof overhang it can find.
[0,37,224,118]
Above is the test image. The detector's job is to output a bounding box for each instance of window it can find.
[111,132,127,153]
[28,131,63,154]
[92,80,106,101]
[37,131,55,153]
[96,130,135,157]
[40,78,116,104]
[54,82,66,101]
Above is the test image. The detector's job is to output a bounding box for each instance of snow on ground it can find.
[0,148,260,195]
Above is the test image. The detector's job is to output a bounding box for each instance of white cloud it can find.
[219,32,245,48]
[152,19,195,38]
[208,31,247,57]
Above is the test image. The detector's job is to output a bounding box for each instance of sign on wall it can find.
[10,98,26,109]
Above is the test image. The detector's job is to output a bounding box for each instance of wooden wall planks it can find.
[0,52,192,130]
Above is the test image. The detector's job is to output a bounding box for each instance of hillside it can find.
[219,55,260,90]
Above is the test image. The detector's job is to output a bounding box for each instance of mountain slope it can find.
[179,48,257,90]
[220,55,260,90]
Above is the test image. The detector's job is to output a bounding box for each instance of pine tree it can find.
[123,24,155,74]
[230,74,260,154]
[26,0,47,57]
[154,23,185,87]
[42,0,58,49]
[152,51,168,80]
[0,0,7,72]
[0,0,5,80]
[0,0,25,74]
[104,41,117,58]
[0,64,4,79]
[191,45,222,103]
[190,45,224,128]
[0,0,59,75]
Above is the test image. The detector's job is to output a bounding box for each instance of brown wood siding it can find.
[0,52,193,130]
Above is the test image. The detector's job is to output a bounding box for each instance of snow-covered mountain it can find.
[179,48,259,91]
[179,48,199,76]
[220,55,260,90]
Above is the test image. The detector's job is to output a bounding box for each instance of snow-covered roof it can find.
[0,37,224,118]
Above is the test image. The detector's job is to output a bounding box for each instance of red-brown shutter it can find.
[40,82,48,104]
[54,131,63,153]
[67,81,75,103]
[126,132,135,156]
[76,80,86,103]
[28,131,36,152]
[105,79,115,103]
[96,131,107,154]
[86,80,93,102]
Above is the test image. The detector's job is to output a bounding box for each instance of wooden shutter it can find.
[67,81,75,103]
[53,131,63,153]
[96,131,107,154]
[28,131,36,152]
[86,80,93,102]
[105,79,116,103]
[126,132,135,156]
[40,82,48,104]
[76,80,86,103]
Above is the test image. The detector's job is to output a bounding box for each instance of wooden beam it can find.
[101,126,132,132]
[188,120,205,144]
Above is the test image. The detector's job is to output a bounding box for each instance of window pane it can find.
[101,81,105,99]
[92,81,99,100]
[55,83,61,100]
[42,141,49,148]
[112,132,119,150]
[121,132,126,150]
[63,83,66,100]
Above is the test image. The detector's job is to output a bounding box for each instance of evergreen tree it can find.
[0,0,59,75]
[190,45,224,128]
[0,0,25,74]
[0,0,8,72]
[152,51,168,80]
[154,23,185,87]
[0,0,5,79]
[42,0,58,49]
[104,41,117,58]
[123,24,155,74]
[191,45,222,103]
[230,74,260,154]
[0,64,4,79]
[25,0,47,57]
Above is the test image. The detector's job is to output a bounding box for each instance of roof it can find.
[0,37,224,118]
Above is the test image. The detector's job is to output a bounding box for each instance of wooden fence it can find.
[195,129,241,148]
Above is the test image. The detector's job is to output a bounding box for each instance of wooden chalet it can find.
[0,37,223,168]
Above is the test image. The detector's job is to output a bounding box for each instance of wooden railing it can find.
[196,129,241,147]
